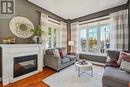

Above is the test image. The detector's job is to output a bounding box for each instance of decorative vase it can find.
[33,36,42,44]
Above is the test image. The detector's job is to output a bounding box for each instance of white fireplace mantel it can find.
[0,44,44,86]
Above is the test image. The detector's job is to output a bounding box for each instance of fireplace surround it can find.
[0,44,44,86]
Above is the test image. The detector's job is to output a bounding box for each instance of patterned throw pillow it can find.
[120,57,130,73]
[53,49,60,58]
[107,50,120,62]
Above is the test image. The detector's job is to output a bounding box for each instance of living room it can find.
[0,0,130,87]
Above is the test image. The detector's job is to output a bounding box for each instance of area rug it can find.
[43,65,104,87]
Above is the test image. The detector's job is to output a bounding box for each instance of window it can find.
[88,26,98,52]
[80,29,87,52]
[80,19,110,54]
[48,27,59,48]
[100,24,110,53]
[48,27,52,48]
[47,18,60,48]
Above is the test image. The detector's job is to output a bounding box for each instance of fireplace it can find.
[14,54,37,78]
[0,44,43,86]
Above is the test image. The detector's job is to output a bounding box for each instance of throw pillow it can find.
[59,50,64,58]
[123,56,130,62]
[117,52,128,65]
[120,59,130,73]
[59,48,66,58]
[53,49,60,58]
[106,56,111,62]
[107,50,120,62]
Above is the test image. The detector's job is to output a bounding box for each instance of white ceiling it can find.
[28,0,128,19]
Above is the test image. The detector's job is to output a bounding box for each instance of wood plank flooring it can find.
[0,67,56,87]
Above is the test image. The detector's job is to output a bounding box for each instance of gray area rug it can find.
[43,65,104,87]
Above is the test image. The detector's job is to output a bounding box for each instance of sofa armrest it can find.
[44,55,61,69]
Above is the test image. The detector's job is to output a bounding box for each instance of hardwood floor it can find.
[0,67,56,87]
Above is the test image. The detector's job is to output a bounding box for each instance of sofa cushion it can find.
[61,58,70,64]
[105,61,120,68]
[107,50,120,62]
[65,55,76,61]
[103,67,130,86]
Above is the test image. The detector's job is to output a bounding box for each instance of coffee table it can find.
[75,60,93,77]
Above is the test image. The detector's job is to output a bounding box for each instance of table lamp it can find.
[68,41,74,53]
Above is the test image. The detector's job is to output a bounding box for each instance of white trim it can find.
[48,17,60,28]
[48,17,60,24]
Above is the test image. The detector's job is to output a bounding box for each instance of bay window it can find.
[80,19,110,54]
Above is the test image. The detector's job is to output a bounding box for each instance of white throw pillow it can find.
[53,49,60,58]
[106,56,111,62]
[120,60,130,73]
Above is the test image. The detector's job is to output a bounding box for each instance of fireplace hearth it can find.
[14,55,37,78]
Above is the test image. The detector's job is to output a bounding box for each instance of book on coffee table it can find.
[77,60,88,65]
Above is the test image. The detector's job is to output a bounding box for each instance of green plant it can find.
[32,25,44,36]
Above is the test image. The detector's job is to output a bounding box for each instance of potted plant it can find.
[31,25,44,44]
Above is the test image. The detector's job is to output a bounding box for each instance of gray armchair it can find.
[44,48,76,71]
[102,50,130,87]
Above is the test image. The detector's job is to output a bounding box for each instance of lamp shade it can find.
[68,41,74,46]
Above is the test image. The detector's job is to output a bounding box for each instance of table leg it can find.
[78,68,80,77]
[91,67,93,77]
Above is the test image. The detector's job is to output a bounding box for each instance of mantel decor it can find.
[32,25,44,44]
[3,36,16,44]
[9,17,34,38]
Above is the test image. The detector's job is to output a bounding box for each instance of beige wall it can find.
[0,0,66,44]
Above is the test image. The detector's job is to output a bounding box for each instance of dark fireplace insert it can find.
[14,54,37,78]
